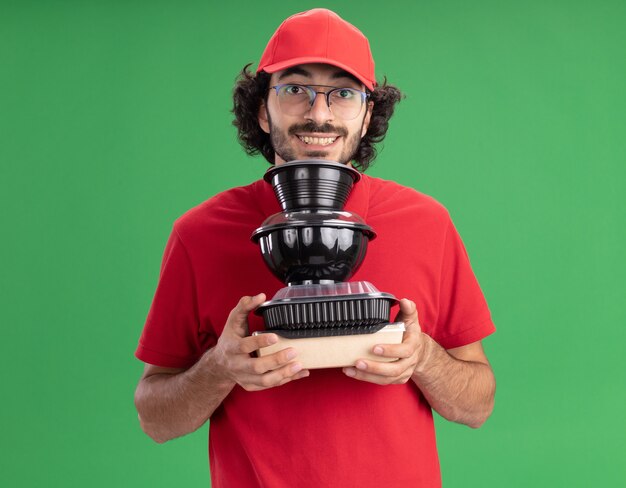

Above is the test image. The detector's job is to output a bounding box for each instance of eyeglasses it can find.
[269,84,370,120]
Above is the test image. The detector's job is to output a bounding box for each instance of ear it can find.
[258,101,270,134]
[361,101,374,137]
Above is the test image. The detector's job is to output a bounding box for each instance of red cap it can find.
[257,9,376,91]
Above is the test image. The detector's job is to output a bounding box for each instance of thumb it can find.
[394,298,421,331]
[226,293,266,336]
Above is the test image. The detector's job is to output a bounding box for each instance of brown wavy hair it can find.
[232,64,403,172]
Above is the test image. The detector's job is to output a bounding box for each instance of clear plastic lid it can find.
[272,281,383,300]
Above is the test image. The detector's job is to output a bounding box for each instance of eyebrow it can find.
[331,70,361,86]
[277,67,312,80]
[277,67,362,87]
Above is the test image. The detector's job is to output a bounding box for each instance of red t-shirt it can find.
[136,174,495,487]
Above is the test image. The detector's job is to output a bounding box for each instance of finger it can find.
[276,368,310,386]
[343,361,412,385]
[344,368,411,385]
[343,367,395,385]
[371,342,415,359]
[237,332,279,354]
[394,299,421,331]
[225,293,267,336]
[393,298,417,322]
[353,357,414,378]
[372,327,423,358]
[242,361,309,390]
[244,347,298,374]
[241,368,310,391]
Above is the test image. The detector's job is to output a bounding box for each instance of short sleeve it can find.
[135,228,212,368]
[433,219,496,349]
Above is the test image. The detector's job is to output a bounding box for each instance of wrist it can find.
[196,347,237,391]
[411,333,440,384]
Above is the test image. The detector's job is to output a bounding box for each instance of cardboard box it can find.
[254,323,405,369]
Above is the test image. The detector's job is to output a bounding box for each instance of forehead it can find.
[272,63,362,87]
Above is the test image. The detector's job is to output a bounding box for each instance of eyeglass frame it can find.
[268,83,371,120]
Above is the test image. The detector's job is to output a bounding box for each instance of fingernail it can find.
[373,346,384,355]
[286,349,297,360]
[356,361,367,370]
[267,335,278,345]
[344,368,356,377]
[291,363,303,374]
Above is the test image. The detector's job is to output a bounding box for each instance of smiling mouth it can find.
[298,135,338,146]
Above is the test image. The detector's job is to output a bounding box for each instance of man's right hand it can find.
[208,293,309,391]
[135,293,306,443]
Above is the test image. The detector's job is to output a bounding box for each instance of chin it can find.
[303,152,346,164]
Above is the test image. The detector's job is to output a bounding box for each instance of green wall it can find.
[1,1,624,486]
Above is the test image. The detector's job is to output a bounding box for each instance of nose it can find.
[305,91,334,124]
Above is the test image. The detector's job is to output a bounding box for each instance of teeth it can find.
[299,136,337,146]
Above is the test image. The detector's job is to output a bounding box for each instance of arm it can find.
[134,293,310,443]
[343,299,495,428]
[413,338,495,428]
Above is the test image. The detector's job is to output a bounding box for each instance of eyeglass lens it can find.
[275,85,365,120]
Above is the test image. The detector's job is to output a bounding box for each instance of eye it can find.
[283,84,306,95]
[332,88,357,100]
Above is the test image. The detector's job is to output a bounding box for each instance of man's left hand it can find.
[342,298,428,385]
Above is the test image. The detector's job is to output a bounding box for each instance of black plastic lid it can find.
[251,209,376,242]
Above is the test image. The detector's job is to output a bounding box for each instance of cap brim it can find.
[260,56,375,91]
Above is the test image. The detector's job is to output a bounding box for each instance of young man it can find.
[135,9,496,487]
